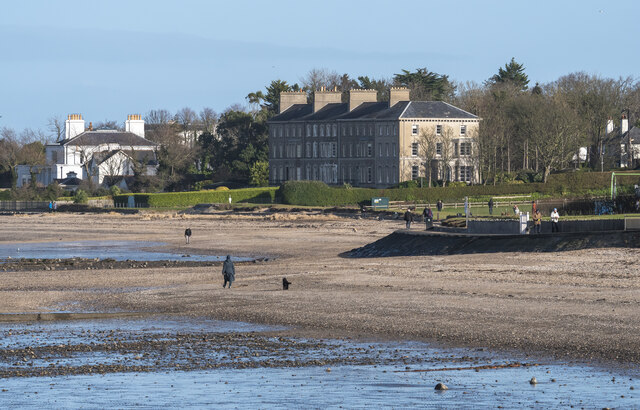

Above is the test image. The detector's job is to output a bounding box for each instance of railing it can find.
[0,201,50,211]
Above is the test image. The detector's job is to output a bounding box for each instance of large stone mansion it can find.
[267,88,481,188]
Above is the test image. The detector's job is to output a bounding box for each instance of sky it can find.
[1,0,639,135]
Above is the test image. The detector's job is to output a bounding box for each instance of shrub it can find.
[113,187,277,208]
[73,189,89,204]
[109,185,121,197]
[215,186,229,191]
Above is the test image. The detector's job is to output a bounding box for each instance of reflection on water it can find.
[0,241,251,262]
[0,318,637,408]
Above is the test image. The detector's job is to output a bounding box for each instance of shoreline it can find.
[0,212,639,369]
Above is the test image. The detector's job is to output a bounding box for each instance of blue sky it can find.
[1,0,638,134]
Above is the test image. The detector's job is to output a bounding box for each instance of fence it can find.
[0,201,50,211]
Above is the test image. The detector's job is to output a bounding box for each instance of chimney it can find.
[65,114,85,140]
[606,117,614,134]
[314,87,342,113]
[125,114,145,138]
[389,87,410,108]
[348,89,377,112]
[279,91,307,114]
[621,113,629,134]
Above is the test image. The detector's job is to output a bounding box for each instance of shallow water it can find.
[0,241,251,262]
[0,318,637,408]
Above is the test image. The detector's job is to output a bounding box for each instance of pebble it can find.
[435,383,448,390]
[529,377,537,385]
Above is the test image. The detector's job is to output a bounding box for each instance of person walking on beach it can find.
[48,201,53,213]
[533,209,542,234]
[184,227,192,244]
[222,255,235,288]
[404,209,414,229]
[488,198,494,215]
[436,199,443,220]
[550,208,560,233]
[422,207,433,230]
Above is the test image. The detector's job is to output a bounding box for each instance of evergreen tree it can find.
[488,58,530,91]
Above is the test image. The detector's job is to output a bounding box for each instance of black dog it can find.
[282,277,292,290]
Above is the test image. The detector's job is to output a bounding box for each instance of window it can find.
[51,151,58,163]
[378,143,382,157]
[313,142,318,158]
[460,142,472,156]
[459,166,472,182]
[367,167,373,183]
[436,124,442,135]
[313,124,318,137]
[392,143,397,156]
[285,126,289,137]
[306,125,311,137]
[411,142,418,156]
[297,144,302,158]
[378,166,382,183]
[411,165,419,180]
[385,143,390,157]
[436,142,442,156]
[367,143,373,157]
[320,125,324,137]
[306,142,311,158]
[332,124,337,136]
[460,124,467,135]
[412,124,419,136]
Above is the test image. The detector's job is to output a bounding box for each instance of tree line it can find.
[2,59,639,198]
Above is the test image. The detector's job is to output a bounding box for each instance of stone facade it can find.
[268,88,481,187]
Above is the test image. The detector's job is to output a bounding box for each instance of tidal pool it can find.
[0,241,252,262]
[0,317,637,408]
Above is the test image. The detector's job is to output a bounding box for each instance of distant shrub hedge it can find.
[114,187,277,208]
[277,172,640,207]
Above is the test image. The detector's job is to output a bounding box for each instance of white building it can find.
[16,114,158,188]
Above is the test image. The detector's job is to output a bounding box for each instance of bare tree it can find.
[47,116,65,141]
[418,129,438,187]
[438,128,455,186]
[199,107,218,134]
[300,68,341,92]
[175,107,198,147]
[145,109,173,125]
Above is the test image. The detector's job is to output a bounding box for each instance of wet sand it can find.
[1,211,639,366]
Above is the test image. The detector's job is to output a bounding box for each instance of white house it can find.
[604,113,640,168]
[16,114,158,188]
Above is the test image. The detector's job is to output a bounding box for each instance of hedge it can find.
[114,187,277,208]
[277,172,640,207]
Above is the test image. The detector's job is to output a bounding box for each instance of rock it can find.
[529,377,537,385]
[435,383,448,390]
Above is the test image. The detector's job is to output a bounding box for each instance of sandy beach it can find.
[1,211,639,366]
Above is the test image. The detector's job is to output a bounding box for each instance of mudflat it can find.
[1,212,639,365]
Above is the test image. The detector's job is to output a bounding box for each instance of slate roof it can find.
[605,126,640,144]
[61,130,158,147]
[269,101,478,122]
[92,149,158,166]
[400,101,478,119]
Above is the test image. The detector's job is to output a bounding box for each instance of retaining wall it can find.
[467,219,625,234]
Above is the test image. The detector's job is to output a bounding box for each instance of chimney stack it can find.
[606,117,614,134]
[621,113,629,134]
[279,91,307,114]
[348,89,377,112]
[313,87,342,113]
[65,114,85,140]
[389,87,410,108]
[125,114,145,138]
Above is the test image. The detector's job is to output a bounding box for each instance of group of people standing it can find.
[404,200,440,230]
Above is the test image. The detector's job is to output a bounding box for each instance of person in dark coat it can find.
[184,228,192,244]
[282,277,291,290]
[422,207,433,230]
[488,198,494,215]
[404,209,414,229]
[222,255,235,288]
[436,199,443,220]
